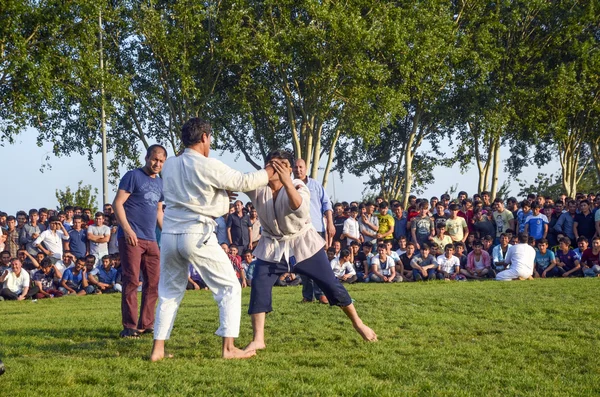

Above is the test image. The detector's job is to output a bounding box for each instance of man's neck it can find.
[593,247,600,254]
[141,165,157,178]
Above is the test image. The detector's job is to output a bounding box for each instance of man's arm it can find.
[113,189,137,246]
[563,260,581,277]
[35,280,52,297]
[573,221,579,240]
[21,250,40,269]
[542,223,548,239]
[157,202,164,231]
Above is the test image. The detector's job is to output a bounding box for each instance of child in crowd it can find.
[545,237,581,277]
[241,250,256,287]
[410,243,438,281]
[436,244,461,280]
[534,239,557,278]
[331,249,357,284]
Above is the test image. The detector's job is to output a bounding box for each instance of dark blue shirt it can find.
[393,215,408,240]
[97,267,117,285]
[117,168,164,241]
[62,268,86,287]
[226,213,250,247]
[68,228,88,258]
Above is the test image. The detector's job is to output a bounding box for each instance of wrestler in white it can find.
[150,118,278,361]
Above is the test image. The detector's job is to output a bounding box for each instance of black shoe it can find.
[119,328,140,338]
[140,328,154,336]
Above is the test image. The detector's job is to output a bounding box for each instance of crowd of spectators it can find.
[2,190,600,301]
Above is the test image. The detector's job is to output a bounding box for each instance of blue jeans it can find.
[413,269,436,281]
[301,276,324,300]
[356,272,369,283]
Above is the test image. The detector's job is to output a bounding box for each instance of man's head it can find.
[405,241,415,255]
[6,216,16,231]
[530,202,540,214]
[73,215,83,230]
[500,233,509,246]
[472,239,483,254]
[85,255,96,271]
[182,118,211,155]
[350,240,360,254]
[102,255,111,270]
[363,242,373,254]
[326,247,336,261]
[392,203,403,218]
[292,158,307,181]
[144,144,167,176]
[1,251,11,266]
[94,212,104,226]
[349,206,359,219]
[229,244,239,257]
[518,232,529,244]
[577,236,589,252]
[333,240,341,253]
[377,244,387,258]
[436,224,446,234]
[448,203,460,216]
[234,200,244,215]
[592,236,600,250]
[378,201,389,214]
[28,209,39,224]
[10,258,22,274]
[62,251,74,266]
[265,150,294,182]
[41,258,54,275]
[580,200,591,213]
[48,216,61,231]
[444,244,454,258]
[103,203,113,216]
[16,211,27,227]
[64,206,74,220]
[339,249,351,262]
[75,258,86,272]
[420,243,430,257]
[537,238,548,252]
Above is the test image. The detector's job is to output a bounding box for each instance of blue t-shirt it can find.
[535,249,555,270]
[517,209,532,233]
[62,268,87,287]
[117,168,164,241]
[68,229,88,258]
[556,249,578,271]
[97,267,117,285]
[525,214,548,240]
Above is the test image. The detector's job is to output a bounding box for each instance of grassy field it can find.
[1,279,600,396]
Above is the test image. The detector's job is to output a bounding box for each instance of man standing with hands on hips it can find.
[113,145,167,338]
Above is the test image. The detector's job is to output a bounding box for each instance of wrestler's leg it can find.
[247,258,286,351]
[295,250,377,342]
[187,232,255,359]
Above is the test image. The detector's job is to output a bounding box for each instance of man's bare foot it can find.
[244,340,266,351]
[150,351,174,362]
[222,346,256,360]
[353,323,378,342]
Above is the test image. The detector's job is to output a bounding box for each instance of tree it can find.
[55,181,99,212]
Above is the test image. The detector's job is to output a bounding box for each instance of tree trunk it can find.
[401,108,422,209]
[310,122,322,180]
[490,137,501,200]
[321,128,340,189]
[590,139,600,185]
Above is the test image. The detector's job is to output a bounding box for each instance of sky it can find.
[0,127,561,215]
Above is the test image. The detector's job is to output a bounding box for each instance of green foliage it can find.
[55,180,98,212]
[2,281,600,396]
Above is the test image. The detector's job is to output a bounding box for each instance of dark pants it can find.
[119,237,160,330]
[249,250,352,314]
[413,268,437,281]
[1,286,40,300]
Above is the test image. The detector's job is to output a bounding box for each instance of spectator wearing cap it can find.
[34,216,70,261]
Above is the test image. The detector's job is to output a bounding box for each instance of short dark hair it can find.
[28,208,38,216]
[181,118,211,147]
[265,149,294,167]
[577,236,589,244]
[559,237,571,246]
[340,249,351,259]
[378,201,389,209]
[537,238,548,245]
[518,232,529,244]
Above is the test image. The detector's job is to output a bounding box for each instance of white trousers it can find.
[495,267,531,281]
[154,229,241,340]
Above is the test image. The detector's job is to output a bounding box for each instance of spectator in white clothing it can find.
[330,249,357,284]
[341,206,362,247]
[34,216,70,261]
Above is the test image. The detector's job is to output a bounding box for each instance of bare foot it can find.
[354,323,378,342]
[244,340,266,351]
[150,351,174,362]
[222,347,256,360]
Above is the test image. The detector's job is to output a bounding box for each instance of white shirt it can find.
[330,258,356,278]
[248,179,324,264]
[88,225,111,256]
[437,254,460,274]
[161,149,269,234]
[371,254,395,276]
[505,243,536,276]
[34,230,69,259]
[342,217,360,246]
[3,269,30,294]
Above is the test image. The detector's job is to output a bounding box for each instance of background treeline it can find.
[2,0,599,205]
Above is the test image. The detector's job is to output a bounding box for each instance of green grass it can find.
[2,279,600,396]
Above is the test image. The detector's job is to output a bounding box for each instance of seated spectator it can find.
[17,249,40,275]
[32,258,64,298]
[581,236,600,277]
[395,236,408,257]
[573,236,589,260]
[496,233,536,281]
[331,249,357,284]
[59,257,94,295]
[241,250,255,287]
[352,241,372,282]
[533,239,558,278]
[370,244,402,283]
[0,258,39,300]
[410,243,438,281]
[34,216,70,261]
[462,240,493,279]
[187,264,208,290]
[54,251,77,273]
[93,255,120,293]
[492,233,512,272]
[274,273,302,287]
[436,244,461,280]
[399,242,416,281]
[482,235,494,255]
[453,242,468,270]
[545,237,582,277]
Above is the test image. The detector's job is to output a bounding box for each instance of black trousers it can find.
[1,286,40,300]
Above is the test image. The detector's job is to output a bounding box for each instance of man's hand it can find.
[541,271,547,278]
[562,272,569,278]
[17,295,25,301]
[125,230,138,247]
[193,283,200,290]
[31,233,39,239]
